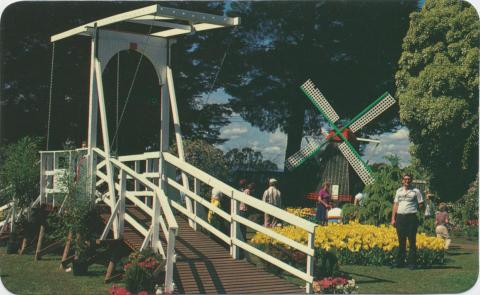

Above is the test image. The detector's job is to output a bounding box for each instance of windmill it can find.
[286,79,396,199]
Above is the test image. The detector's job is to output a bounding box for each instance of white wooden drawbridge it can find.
[31,5,318,293]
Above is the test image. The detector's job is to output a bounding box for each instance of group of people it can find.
[314,173,451,270]
[206,172,451,270]
[207,177,283,241]
[390,173,451,269]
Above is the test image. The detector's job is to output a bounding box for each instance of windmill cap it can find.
[269,178,278,184]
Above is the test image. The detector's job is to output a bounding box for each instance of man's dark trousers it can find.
[395,213,418,266]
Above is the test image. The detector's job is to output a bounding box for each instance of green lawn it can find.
[1,237,478,294]
[0,249,111,295]
[340,237,479,294]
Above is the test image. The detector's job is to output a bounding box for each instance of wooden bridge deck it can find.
[101,205,303,294]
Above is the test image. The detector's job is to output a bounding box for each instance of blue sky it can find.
[204,89,412,171]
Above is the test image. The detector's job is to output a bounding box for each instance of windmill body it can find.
[286,79,396,201]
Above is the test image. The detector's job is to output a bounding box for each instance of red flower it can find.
[138,291,149,295]
[332,277,348,286]
[108,285,131,295]
[319,278,333,289]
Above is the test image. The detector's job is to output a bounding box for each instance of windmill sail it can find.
[285,137,326,171]
[349,94,395,133]
[301,80,340,125]
[337,142,375,185]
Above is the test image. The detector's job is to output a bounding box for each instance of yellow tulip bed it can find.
[251,209,446,267]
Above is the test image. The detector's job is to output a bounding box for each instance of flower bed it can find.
[251,222,445,266]
[313,277,358,294]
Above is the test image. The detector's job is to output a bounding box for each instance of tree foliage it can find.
[343,155,428,226]
[1,2,232,151]
[224,147,278,172]
[395,0,479,201]
[223,0,417,164]
[0,136,42,208]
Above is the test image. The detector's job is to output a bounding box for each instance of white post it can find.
[39,153,45,205]
[306,228,316,293]
[94,59,118,237]
[134,160,141,192]
[151,191,160,250]
[146,159,153,207]
[10,201,15,234]
[87,31,99,199]
[118,170,126,238]
[192,178,200,231]
[230,191,239,260]
[164,228,176,294]
[166,67,193,227]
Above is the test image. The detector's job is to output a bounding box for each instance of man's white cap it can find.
[269,178,277,184]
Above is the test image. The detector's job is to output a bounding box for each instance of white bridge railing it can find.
[38,148,317,293]
[92,148,178,292]
[117,150,318,293]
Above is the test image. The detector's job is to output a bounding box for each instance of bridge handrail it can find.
[93,147,178,233]
[116,150,317,292]
[162,152,316,233]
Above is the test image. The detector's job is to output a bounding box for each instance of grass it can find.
[341,237,479,294]
[0,248,111,295]
[277,237,479,294]
[0,236,478,294]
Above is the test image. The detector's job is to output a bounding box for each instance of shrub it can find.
[0,136,43,208]
[123,249,164,293]
[449,175,479,239]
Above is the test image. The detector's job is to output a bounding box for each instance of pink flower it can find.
[108,286,130,295]
[319,278,333,289]
[138,291,149,295]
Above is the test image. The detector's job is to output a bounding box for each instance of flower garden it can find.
[251,208,446,268]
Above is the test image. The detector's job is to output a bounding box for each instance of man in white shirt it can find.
[391,173,424,269]
[354,192,367,206]
[262,178,281,227]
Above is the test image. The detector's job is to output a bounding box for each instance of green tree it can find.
[343,155,427,226]
[395,0,479,201]
[224,0,417,164]
[224,147,278,172]
[0,136,42,208]
[1,2,232,150]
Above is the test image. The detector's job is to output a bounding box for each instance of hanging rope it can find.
[46,42,56,151]
[204,26,238,104]
[110,18,156,148]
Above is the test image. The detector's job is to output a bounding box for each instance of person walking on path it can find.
[239,183,255,241]
[316,181,332,226]
[391,173,424,269]
[262,178,281,227]
[424,191,435,218]
[435,202,451,250]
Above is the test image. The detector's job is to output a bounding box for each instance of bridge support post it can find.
[230,191,240,260]
[118,170,126,237]
[306,228,316,293]
[164,228,176,293]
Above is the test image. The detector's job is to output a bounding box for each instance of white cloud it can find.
[220,125,248,136]
[363,127,412,167]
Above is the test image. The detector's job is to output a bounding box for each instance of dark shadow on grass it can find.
[424,265,462,270]
[345,271,396,284]
[447,252,472,256]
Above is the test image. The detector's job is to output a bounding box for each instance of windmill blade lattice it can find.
[301,79,340,124]
[287,79,395,186]
[285,137,326,171]
[337,142,375,185]
[349,93,396,133]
